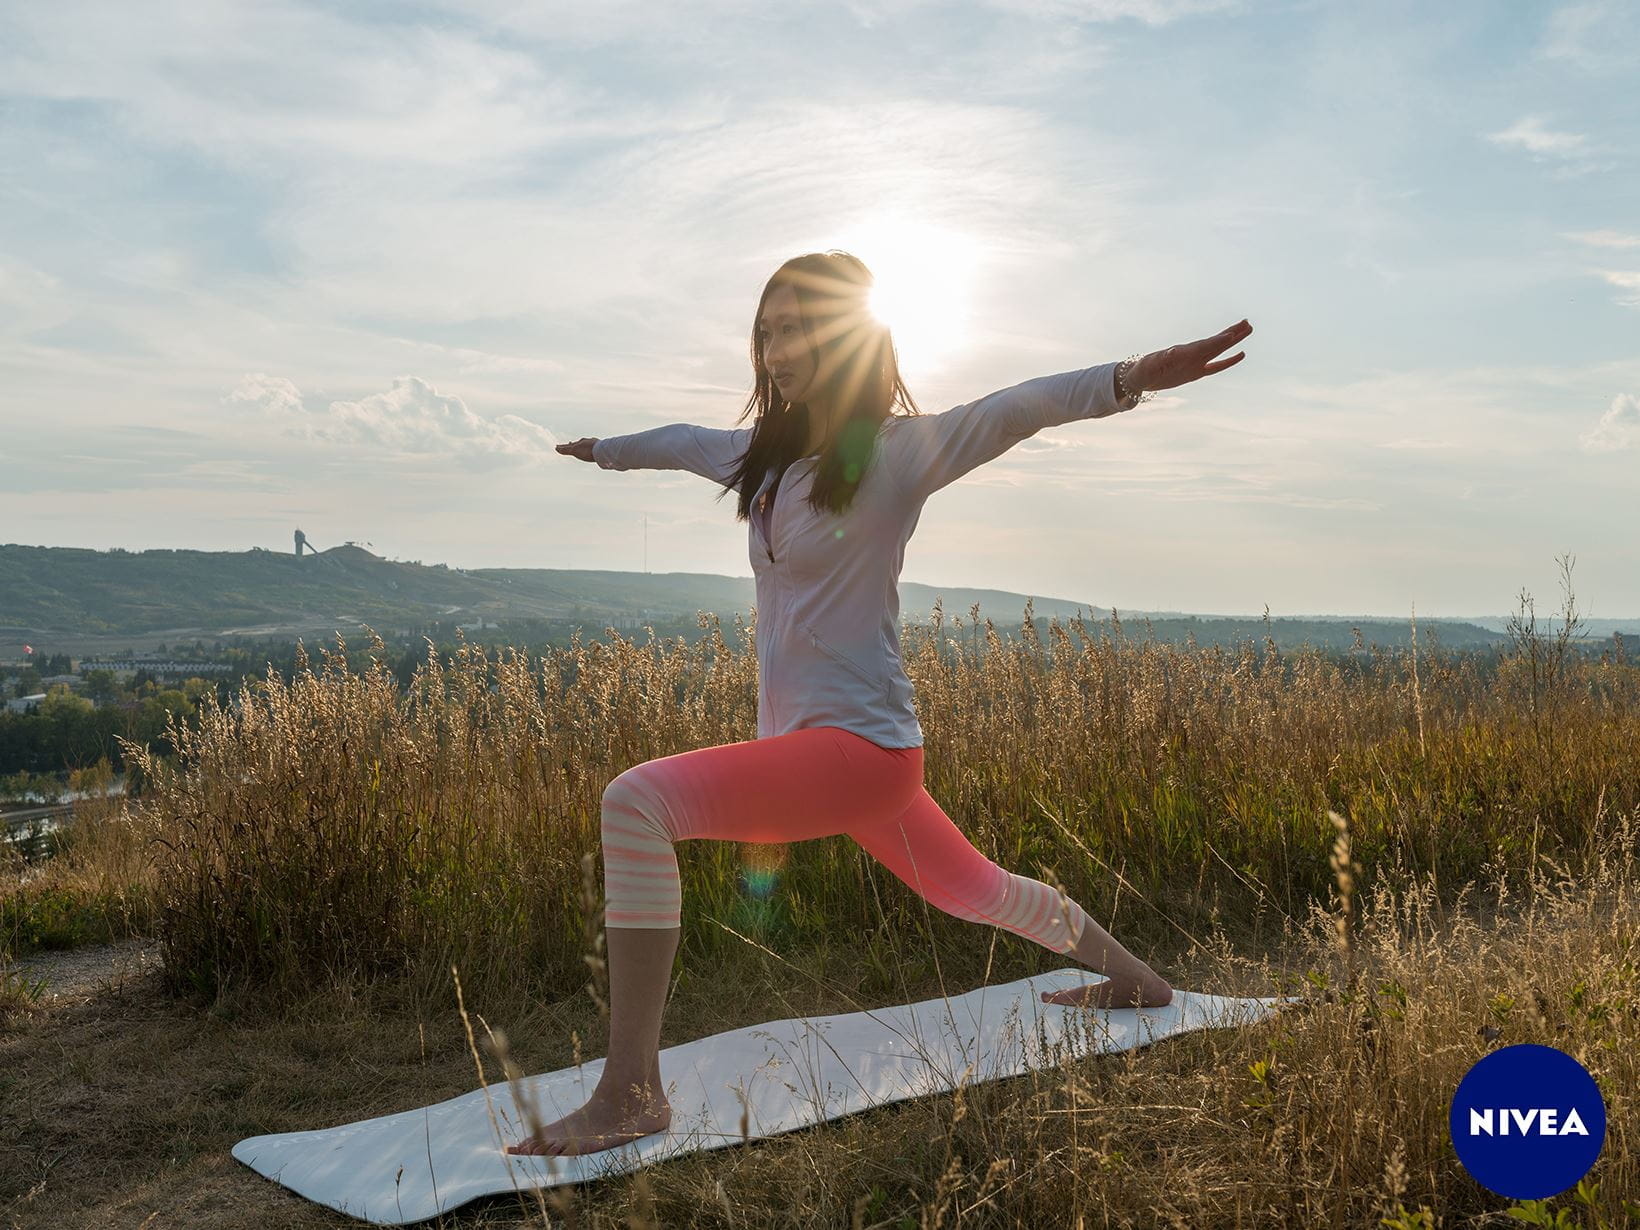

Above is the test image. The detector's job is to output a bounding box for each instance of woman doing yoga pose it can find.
[509,251,1253,1156]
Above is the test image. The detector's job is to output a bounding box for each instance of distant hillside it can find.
[1,543,506,635]
[3,542,1634,656]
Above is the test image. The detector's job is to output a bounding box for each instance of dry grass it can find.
[1,789,154,975]
[68,591,1640,1008]
[2,826,1635,1228]
[3,571,1639,1226]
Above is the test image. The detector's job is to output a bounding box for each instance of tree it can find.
[84,669,119,703]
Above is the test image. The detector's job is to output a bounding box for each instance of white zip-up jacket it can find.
[592,360,1131,748]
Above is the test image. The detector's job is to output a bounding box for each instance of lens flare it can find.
[835,215,981,381]
[739,843,787,900]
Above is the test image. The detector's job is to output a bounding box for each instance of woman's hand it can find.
[557,437,599,463]
[1133,319,1253,393]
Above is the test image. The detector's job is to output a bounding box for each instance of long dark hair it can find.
[713,251,922,522]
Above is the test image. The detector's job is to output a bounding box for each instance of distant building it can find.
[608,610,679,629]
[77,659,235,680]
[4,693,47,715]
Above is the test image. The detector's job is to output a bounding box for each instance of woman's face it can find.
[758,282,818,404]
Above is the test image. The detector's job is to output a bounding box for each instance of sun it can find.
[829,217,982,381]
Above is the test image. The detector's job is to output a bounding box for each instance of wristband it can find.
[1115,354,1156,410]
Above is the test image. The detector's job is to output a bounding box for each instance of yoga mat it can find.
[233,969,1294,1225]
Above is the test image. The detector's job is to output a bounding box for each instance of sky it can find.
[2,0,1636,621]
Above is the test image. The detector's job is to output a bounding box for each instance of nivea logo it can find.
[1467,1107,1590,1137]
[1450,1043,1606,1200]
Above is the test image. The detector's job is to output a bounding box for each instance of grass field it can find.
[3,593,1637,1228]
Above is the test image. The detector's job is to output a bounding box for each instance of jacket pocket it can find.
[803,623,888,697]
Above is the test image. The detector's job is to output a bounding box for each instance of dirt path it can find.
[8,937,162,1005]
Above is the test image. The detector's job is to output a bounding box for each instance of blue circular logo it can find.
[1450,1043,1606,1200]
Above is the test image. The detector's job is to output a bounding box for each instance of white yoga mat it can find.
[234,969,1293,1225]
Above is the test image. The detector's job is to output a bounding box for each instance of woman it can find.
[510,250,1253,1157]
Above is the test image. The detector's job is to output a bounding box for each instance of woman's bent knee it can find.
[600,769,684,928]
[601,767,684,843]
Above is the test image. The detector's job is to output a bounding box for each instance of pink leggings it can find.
[600,726,1090,955]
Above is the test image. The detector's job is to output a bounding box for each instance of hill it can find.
[3,543,1634,657]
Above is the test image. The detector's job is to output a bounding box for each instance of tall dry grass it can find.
[4,569,1639,1226]
[63,568,1630,1011]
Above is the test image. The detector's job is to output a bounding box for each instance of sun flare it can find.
[830,217,982,381]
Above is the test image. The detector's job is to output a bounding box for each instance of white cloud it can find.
[980,0,1237,21]
[251,96,1107,361]
[1561,233,1640,307]
[1540,1,1640,74]
[223,373,306,418]
[1579,392,1640,452]
[1564,229,1640,249]
[0,5,727,175]
[1594,270,1640,308]
[1485,115,1588,157]
[222,373,558,468]
[1483,115,1617,178]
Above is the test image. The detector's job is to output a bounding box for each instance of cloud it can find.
[222,373,559,468]
[1594,270,1640,308]
[1539,1,1640,74]
[24,313,160,357]
[1484,115,1617,178]
[1485,115,1588,158]
[980,0,1238,21]
[1561,234,1640,307]
[1579,392,1640,452]
[0,4,730,177]
[1564,229,1640,249]
[223,373,306,418]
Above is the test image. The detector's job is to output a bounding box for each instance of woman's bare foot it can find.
[506,1078,672,1157]
[1041,974,1174,1010]
[1047,910,1173,1010]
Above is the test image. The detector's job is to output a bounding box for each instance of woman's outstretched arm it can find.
[886,363,1125,501]
[558,424,752,487]
[886,319,1252,501]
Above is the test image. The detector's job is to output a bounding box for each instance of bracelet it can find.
[1115,354,1155,410]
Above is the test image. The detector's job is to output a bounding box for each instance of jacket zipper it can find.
[758,478,776,731]
[760,457,808,564]
[762,467,885,696]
